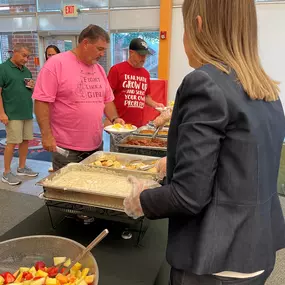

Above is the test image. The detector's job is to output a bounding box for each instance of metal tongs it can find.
[151,127,160,140]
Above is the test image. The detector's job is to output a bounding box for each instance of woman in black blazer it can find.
[124,0,285,284]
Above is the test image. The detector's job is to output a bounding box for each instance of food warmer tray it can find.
[133,126,169,138]
[116,135,167,158]
[37,163,160,212]
[80,151,160,179]
[148,121,170,129]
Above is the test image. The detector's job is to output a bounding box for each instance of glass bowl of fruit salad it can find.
[0,236,99,285]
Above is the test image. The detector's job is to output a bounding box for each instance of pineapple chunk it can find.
[36,270,48,278]
[71,262,82,271]
[81,269,89,279]
[19,268,30,273]
[75,271,81,279]
[64,259,71,267]
[53,257,67,266]
[0,276,5,285]
[30,278,45,285]
[29,267,36,275]
[77,280,87,285]
[84,275,94,284]
[23,281,32,285]
[69,270,76,277]
[46,278,57,285]
[15,273,23,283]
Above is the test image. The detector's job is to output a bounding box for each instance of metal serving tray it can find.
[37,163,160,211]
[134,126,169,138]
[40,191,126,212]
[80,151,159,179]
[148,121,170,129]
[116,135,167,158]
[37,163,158,197]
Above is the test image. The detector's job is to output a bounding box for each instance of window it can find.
[111,31,159,78]
[0,33,12,64]
[36,0,108,12]
[109,0,159,8]
[0,32,39,78]
[0,0,36,14]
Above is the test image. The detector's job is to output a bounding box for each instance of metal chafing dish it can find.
[134,126,169,138]
[148,120,170,129]
[80,151,159,179]
[37,163,160,212]
[116,135,167,157]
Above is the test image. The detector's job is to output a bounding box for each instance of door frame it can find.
[38,35,78,67]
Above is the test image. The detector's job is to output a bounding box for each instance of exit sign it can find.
[63,5,78,17]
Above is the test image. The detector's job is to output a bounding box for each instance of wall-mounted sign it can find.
[63,5,78,18]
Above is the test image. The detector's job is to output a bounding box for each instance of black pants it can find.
[169,268,272,285]
[52,144,103,171]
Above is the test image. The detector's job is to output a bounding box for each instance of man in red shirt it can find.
[107,38,164,128]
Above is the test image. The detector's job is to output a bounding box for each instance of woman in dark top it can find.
[45,45,60,61]
[124,0,285,284]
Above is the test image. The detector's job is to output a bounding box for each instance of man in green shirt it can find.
[0,43,38,185]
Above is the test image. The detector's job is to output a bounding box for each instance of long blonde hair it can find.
[182,0,279,101]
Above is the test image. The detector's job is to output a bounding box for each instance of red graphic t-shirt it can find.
[107,61,151,127]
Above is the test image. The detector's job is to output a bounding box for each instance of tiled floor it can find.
[0,156,50,196]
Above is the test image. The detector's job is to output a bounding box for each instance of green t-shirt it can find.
[0,59,33,120]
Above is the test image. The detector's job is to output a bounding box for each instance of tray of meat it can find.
[117,135,167,157]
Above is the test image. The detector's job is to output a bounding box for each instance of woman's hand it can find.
[153,108,172,128]
[155,157,167,179]
[124,176,145,219]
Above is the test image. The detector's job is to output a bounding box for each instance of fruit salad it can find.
[0,257,95,285]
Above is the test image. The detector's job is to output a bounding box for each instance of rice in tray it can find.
[42,164,157,198]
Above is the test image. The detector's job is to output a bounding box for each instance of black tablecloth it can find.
[0,205,169,285]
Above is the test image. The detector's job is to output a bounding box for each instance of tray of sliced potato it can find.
[81,151,159,178]
[134,126,168,138]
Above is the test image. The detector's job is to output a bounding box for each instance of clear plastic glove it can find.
[155,102,165,108]
[124,176,146,219]
[155,157,167,180]
[153,108,172,128]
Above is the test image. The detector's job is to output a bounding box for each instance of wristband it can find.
[111,117,118,124]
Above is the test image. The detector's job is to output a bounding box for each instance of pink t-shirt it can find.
[33,51,114,151]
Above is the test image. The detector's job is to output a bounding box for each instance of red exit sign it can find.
[63,5,78,17]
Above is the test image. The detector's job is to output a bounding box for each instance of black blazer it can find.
[140,64,285,274]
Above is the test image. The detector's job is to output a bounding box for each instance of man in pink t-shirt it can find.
[33,25,124,171]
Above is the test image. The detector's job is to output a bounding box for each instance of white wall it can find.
[168,7,192,100]
[0,16,37,32]
[109,8,159,30]
[168,3,285,107]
